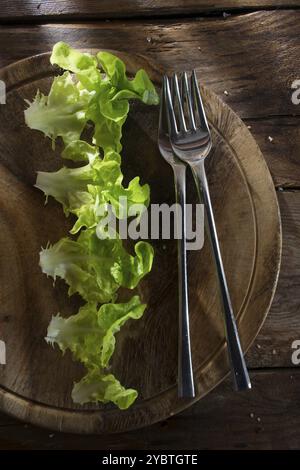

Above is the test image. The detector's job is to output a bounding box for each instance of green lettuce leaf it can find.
[50,42,102,91]
[39,236,113,303]
[39,229,154,303]
[24,72,91,146]
[36,148,149,232]
[97,51,159,105]
[27,43,159,156]
[46,296,145,409]
[46,296,146,368]
[87,94,125,152]
[46,302,100,366]
[72,370,138,409]
[35,163,95,213]
[98,295,146,366]
[89,51,159,151]
[26,43,158,409]
[62,140,100,165]
[107,176,150,219]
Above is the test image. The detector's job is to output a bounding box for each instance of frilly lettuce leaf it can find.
[50,42,102,91]
[72,370,138,409]
[46,302,100,365]
[39,236,114,303]
[108,176,150,219]
[35,146,149,232]
[91,51,159,151]
[87,95,125,152]
[35,163,95,212]
[24,72,91,146]
[26,42,159,155]
[46,295,146,368]
[26,43,158,409]
[46,296,145,409]
[97,51,159,105]
[98,296,146,366]
[62,140,100,165]
[39,229,154,303]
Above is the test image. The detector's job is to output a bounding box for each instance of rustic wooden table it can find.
[0,1,300,450]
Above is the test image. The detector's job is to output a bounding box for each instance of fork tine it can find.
[191,70,209,131]
[165,75,179,136]
[172,73,187,132]
[182,72,197,131]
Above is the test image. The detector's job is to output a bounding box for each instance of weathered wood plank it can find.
[0,1,300,21]
[0,369,300,449]
[0,12,299,120]
[247,117,300,188]
[247,192,300,368]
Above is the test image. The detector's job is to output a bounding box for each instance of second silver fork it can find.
[158,77,195,398]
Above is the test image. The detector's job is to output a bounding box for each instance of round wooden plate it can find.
[0,52,281,434]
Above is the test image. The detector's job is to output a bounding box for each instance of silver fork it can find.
[158,76,195,398]
[165,71,251,391]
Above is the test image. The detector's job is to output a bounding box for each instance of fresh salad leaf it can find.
[62,140,100,164]
[97,51,159,105]
[46,296,145,409]
[39,229,154,303]
[36,150,149,231]
[26,42,159,155]
[46,296,146,368]
[50,42,102,91]
[98,296,146,367]
[46,302,100,366]
[35,163,95,213]
[25,42,158,410]
[87,95,126,152]
[72,370,138,409]
[90,51,159,151]
[108,176,150,219]
[25,72,91,146]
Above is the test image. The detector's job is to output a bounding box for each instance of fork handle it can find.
[173,164,195,398]
[191,160,251,391]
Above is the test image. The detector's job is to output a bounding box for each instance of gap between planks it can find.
[1,1,300,24]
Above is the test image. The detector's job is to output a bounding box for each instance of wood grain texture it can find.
[0,1,299,21]
[248,191,300,368]
[1,369,300,450]
[246,118,300,188]
[0,52,281,433]
[0,11,299,122]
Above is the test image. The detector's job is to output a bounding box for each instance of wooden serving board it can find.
[0,52,281,434]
